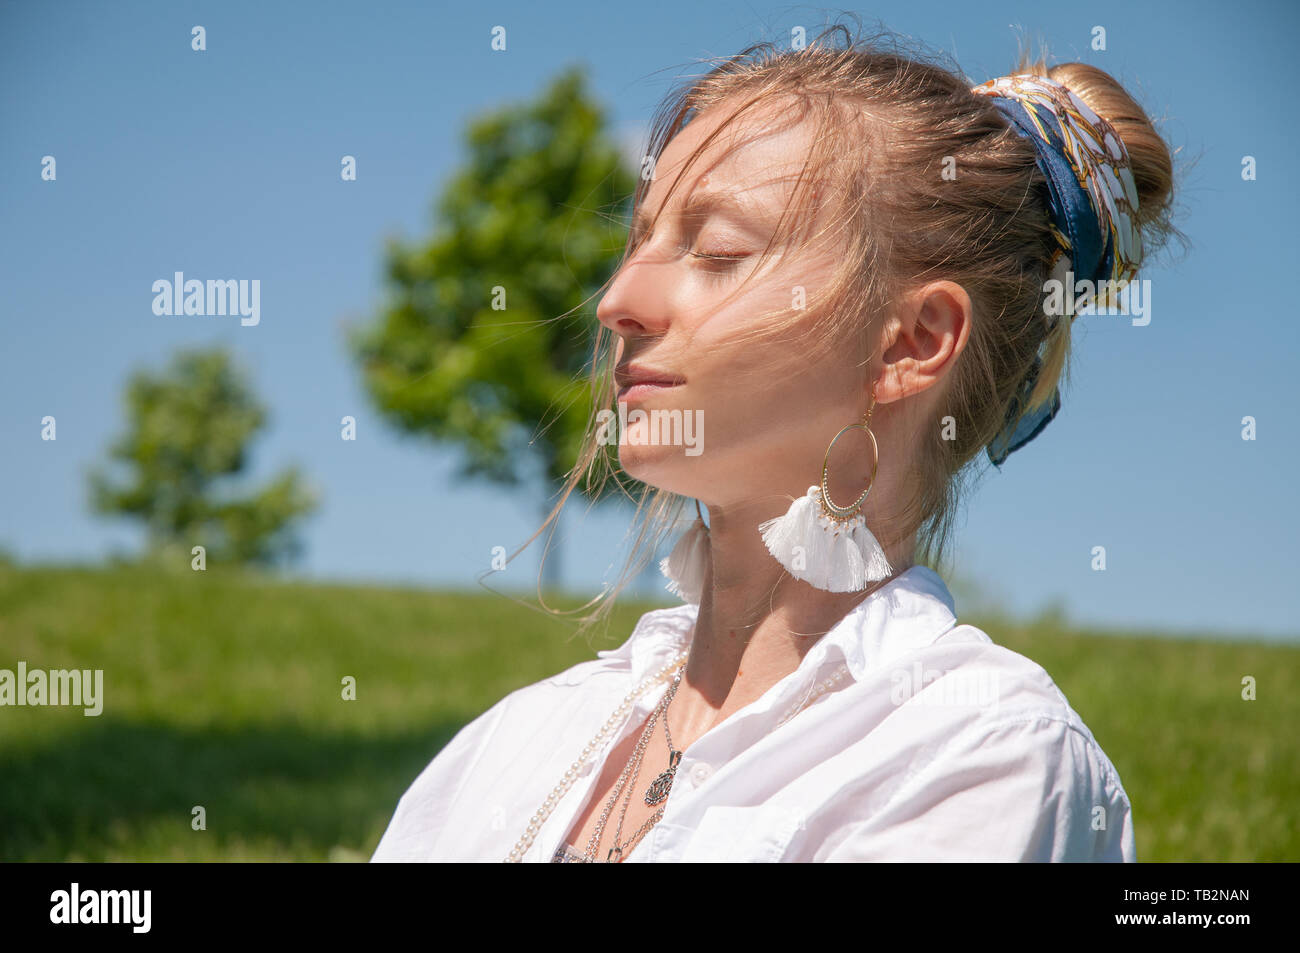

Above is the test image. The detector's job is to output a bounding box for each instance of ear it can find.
[876,280,972,404]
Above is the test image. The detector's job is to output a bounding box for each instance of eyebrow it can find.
[630,188,770,246]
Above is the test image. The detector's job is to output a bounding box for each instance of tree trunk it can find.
[540,494,561,595]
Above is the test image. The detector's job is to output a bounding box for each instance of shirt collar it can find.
[595,602,696,689]
[818,564,960,680]
[596,565,959,688]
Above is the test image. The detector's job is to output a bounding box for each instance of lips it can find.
[615,363,684,401]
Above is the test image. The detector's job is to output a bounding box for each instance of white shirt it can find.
[370,565,1135,862]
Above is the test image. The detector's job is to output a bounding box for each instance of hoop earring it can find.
[757,389,893,592]
[659,498,709,604]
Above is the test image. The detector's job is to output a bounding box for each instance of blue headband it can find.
[972,75,1143,468]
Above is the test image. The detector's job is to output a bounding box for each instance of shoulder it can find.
[394,648,618,792]
[917,622,1129,796]
[840,622,1135,861]
[370,672,591,861]
[371,607,688,861]
[372,606,688,858]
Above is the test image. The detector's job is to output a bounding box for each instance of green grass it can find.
[0,562,1295,861]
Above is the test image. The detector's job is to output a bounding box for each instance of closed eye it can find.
[689,247,750,263]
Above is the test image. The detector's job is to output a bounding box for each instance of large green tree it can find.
[88,347,318,567]
[349,67,638,585]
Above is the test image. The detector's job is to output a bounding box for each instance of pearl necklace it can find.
[503,649,853,863]
[504,651,688,862]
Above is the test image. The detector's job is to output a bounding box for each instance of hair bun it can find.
[1019,61,1178,270]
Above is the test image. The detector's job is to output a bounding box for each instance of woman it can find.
[371,24,1177,862]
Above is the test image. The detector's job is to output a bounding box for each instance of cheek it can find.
[687,335,813,430]
[692,362,857,471]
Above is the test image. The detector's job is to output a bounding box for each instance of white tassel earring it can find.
[758,387,893,592]
[660,498,709,604]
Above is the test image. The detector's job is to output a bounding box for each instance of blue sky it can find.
[2,0,1297,641]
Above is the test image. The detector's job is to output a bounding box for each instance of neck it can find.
[666,493,913,751]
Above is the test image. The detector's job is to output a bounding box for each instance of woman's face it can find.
[596,101,876,511]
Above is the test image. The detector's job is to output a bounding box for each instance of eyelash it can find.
[690,248,748,263]
[685,239,750,271]
[629,229,749,275]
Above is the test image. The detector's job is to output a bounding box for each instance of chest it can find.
[554,708,683,863]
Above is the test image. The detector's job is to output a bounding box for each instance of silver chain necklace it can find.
[595,666,686,862]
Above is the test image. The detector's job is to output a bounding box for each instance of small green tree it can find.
[348,66,638,587]
[88,347,318,567]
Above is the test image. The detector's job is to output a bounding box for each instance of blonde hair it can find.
[510,20,1183,635]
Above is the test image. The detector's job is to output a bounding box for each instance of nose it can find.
[596,248,673,339]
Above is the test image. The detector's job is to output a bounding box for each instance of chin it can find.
[619,442,680,477]
[617,444,701,494]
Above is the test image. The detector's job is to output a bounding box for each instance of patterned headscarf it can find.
[970,73,1143,467]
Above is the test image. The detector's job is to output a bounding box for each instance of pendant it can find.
[644,749,682,805]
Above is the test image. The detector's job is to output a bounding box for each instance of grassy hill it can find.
[0,562,1295,861]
